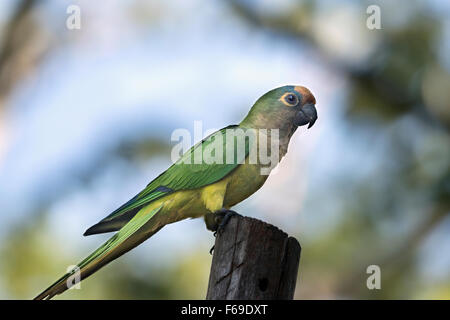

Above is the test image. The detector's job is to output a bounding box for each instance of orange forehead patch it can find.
[294,86,316,105]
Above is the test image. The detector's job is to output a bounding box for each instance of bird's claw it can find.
[209,209,240,255]
[214,209,239,236]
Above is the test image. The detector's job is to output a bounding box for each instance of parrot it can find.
[34,85,317,299]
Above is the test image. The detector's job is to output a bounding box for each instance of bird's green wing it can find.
[84,125,251,235]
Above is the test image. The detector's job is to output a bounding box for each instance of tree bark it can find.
[206,215,301,300]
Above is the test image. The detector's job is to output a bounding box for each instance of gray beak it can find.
[295,103,318,129]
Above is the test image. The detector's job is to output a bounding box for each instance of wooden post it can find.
[206,215,301,300]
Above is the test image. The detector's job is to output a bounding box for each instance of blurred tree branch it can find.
[337,201,449,297]
[0,0,48,106]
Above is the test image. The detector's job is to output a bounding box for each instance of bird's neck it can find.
[239,118,297,168]
[240,114,297,144]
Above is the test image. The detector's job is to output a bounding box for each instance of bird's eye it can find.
[281,93,299,106]
[286,94,296,103]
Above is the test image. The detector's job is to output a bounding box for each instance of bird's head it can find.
[241,85,317,131]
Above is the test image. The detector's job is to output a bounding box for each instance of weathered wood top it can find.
[206,215,301,300]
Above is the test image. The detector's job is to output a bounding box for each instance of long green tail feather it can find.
[34,205,163,300]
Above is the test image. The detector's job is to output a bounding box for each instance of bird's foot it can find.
[208,209,240,255]
[214,209,239,235]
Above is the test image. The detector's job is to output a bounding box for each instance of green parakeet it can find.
[34,85,317,299]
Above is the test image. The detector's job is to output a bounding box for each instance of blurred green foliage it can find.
[0,0,449,299]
